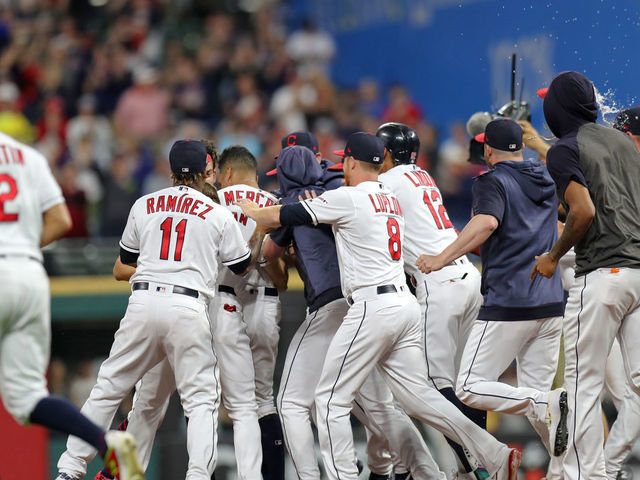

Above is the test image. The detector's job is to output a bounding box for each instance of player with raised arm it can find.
[238,132,521,480]
[377,122,488,480]
[0,130,144,480]
[56,139,252,480]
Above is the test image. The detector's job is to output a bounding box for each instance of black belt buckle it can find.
[133,282,149,291]
[133,282,198,298]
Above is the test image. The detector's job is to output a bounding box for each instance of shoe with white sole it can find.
[104,431,145,480]
[547,388,569,456]
[495,448,521,480]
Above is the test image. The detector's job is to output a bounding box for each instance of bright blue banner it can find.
[287,0,640,132]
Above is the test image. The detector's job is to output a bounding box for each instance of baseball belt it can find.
[218,285,278,297]
[132,281,199,299]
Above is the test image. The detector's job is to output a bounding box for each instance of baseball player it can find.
[92,146,284,480]
[0,130,144,480]
[56,139,252,480]
[239,132,521,480]
[376,122,488,480]
[533,68,640,479]
[267,130,344,190]
[215,145,286,480]
[418,118,568,459]
[267,145,446,480]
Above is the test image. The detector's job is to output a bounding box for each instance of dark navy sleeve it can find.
[472,173,506,225]
[546,144,588,200]
[270,226,293,248]
[280,203,314,226]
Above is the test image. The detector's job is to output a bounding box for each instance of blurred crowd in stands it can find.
[0,0,481,237]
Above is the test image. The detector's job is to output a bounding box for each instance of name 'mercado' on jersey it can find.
[0,132,64,261]
[217,184,278,289]
[119,185,250,298]
[298,181,406,299]
[379,164,457,277]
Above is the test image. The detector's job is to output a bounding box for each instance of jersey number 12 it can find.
[159,217,187,261]
[423,190,453,229]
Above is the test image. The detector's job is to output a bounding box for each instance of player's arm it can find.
[416,214,498,274]
[518,120,550,162]
[113,256,136,281]
[260,234,289,292]
[237,200,283,228]
[531,181,594,279]
[41,203,72,247]
[531,145,593,279]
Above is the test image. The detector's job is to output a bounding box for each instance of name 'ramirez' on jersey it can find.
[120,184,250,298]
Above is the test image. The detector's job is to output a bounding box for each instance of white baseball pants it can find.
[456,316,562,447]
[57,286,219,480]
[415,262,483,390]
[563,268,640,480]
[0,259,50,424]
[604,339,640,479]
[314,287,512,480]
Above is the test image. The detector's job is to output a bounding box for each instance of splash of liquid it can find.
[594,85,635,125]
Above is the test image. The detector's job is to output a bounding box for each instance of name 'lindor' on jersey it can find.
[145,193,214,220]
[368,192,403,216]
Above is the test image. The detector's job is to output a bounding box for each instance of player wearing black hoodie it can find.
[532,71,640,480]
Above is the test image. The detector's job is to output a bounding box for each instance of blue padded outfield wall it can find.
[286,0,640,132]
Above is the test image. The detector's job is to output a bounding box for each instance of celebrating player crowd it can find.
[3,61,640,480]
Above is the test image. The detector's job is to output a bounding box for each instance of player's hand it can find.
[298,189,318,201]
[530,252,558,279]
[416,254,446,274]
[518,120,550,156]
[235,199,260,218]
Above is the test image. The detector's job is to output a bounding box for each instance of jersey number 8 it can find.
[387,218,402,261]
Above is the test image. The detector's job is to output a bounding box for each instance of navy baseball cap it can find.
[329,132,385,170]
[267,131,320,175]
[169,139,208,174]
[613,107,640,135]
[474,118,523,152]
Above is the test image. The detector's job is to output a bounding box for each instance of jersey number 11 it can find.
[159,217,187,261]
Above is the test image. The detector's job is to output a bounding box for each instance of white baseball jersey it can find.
[217,183,278,289]
[300,181,406,298]
[379,164,457,277]
[0,132,64,260]
[120,185,250,298]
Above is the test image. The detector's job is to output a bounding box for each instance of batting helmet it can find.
[375,122,420,165]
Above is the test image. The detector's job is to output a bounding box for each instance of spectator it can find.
[382,85,423,126]
[58,163,89,238]
[113,64,170,140]
[285,19,335,77]
[0,81,35,144]
[66,93,114,173]
[100,153,138,237]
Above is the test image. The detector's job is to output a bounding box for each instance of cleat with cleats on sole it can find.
[547,388,569,456]
[495,448,521,480]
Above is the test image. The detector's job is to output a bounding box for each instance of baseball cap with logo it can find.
[267,131,320,175]
[328,132,385,170]
[613,107,640,135]
[474,118,523,152]
[169,139,208,174]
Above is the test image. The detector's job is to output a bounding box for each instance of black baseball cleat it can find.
[617,465,634,480]
[547,388,569,456]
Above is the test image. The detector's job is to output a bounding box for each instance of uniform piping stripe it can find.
[278,309,319,479]
[326,301,367,480]
[572,275,587,480]
[300,201,319,225]
[222,249,251,266]
[119,241,139,253]
[461,320,547,405]
[423,281,439,390]
[205,307,220,473]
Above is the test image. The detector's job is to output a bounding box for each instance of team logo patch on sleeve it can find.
[224,304,237,312]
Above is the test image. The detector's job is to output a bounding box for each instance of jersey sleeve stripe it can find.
[119,241,140,253]
[300,200,319,225]
[221,248,251,266]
